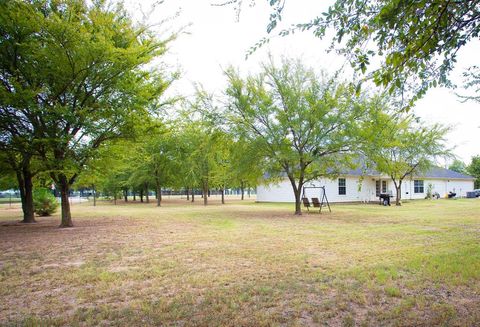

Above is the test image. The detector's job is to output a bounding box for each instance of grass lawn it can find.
[0,198,21,204]
[0,197,479,326]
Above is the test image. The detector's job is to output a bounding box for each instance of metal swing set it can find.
[301,185,331,213]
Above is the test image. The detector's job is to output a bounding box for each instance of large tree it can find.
[225,58,368,215]
[364,109,450,205]
[174,91,235,206]
[0,0,174,227]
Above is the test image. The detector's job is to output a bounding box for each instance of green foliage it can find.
[175,92,234,204]
[0,0,175,225]
[468,155,480,189]
[362,102,450,204]
[249,0,480,107]
[0,159,17,191]
[448,159,467,175]
[425,183,433,199]
[225,57,369,213]
[33,188,58,216]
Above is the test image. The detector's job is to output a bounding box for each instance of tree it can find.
[176,92,233,206]
[0,149,42,223]
[225,58,367,214]
[230,0,480,106]
[172,119,202,203]
[0,0,174,227]
[229,137,263,200]
[468,155,480,189]
[364,110,450,205]
[449,159,468,174]
[133,125,178,207]
[0,158,18,194]
[77,140,133,206]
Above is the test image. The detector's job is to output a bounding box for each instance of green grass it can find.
[0,197,479,326]
[0,197,21,204]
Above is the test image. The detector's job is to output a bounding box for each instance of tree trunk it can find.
[92,184,96,207]
[145,183,149,203]
[124,189,128,202]
[221,187,225,204]
[114,191,117,205]
[16,166,36,223]
[395,181,402,206]
[59,177,73,227]
[156,179,161,207]
[140,189,144,203]
[203,180,208,206]
[240,181,245,200]
[133,192,136,201]
[191,190,195,202]
[294,188,302,215]
[248,186,251,198]
[288,176,303,215]
[186,187,190,201]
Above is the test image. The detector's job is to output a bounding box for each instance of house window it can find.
[375,180,380,196]
[338,178,346,195]
[382,181,387,193]
[414,180,424,193]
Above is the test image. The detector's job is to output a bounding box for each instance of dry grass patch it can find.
[0,197,479,326]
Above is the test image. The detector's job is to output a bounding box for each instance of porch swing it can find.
[301,185,331,213]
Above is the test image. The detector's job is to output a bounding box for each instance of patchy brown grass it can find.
[0,196,479,326]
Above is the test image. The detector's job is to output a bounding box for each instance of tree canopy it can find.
[226,57,369,214]
[0,0,175,226]
[363,106,451,205]
[232,0,480,107]
[448,159,468,175]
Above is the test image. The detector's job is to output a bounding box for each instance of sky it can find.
[124,0,480,164]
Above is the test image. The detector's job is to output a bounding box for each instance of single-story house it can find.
[256,167,475,203]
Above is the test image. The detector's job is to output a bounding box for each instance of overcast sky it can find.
[125,0,480,164]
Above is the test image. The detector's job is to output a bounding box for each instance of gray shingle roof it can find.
[263,165,474,180]
[346,166,474,180]
[415,167,474,180]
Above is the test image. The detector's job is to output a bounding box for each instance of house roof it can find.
[415,167,474,180]
[345,166,474,180]
[263,164,474,181]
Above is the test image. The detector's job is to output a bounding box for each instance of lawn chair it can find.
[312,195,332,213]
[302,197,311,211]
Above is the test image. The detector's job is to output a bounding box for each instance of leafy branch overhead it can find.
[231,0,480,107]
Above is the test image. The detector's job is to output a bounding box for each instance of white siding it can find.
[256,179,294,203]
[256,176,475,203]
[257,177,379,203]
[398,179,474,200]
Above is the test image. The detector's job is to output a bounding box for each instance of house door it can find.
[376,180,387,196]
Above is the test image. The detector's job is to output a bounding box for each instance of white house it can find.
[256,167,475,203]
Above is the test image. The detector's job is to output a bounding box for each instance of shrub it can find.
[425,183,433,199]
[33,188,59,216]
